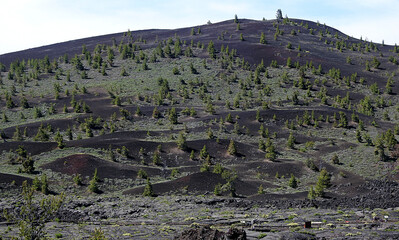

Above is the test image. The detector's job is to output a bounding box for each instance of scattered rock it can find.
[174,226,247,240]
[174,225,225,240]
[226,227,246,240]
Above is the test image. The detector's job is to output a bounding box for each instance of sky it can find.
[1,0,399,55]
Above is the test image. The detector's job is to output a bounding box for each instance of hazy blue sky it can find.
[1,0,398,54]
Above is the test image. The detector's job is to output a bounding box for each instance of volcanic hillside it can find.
[0,16,399,204]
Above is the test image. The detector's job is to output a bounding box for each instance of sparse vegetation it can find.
[0,13,399,239]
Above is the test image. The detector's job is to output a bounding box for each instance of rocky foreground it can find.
[1,180,399,239]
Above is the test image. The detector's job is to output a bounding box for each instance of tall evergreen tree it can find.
[88,168,99,193]
[260,32,267,44]
[315,169,331,197]
[169,107,178,124]
[21,156,35,174]
[207,40,216,59]
[143,178,154,197]
[152,151,160,165]
[227,140,237,155]
[199,145,209,160]
[288,174,298,188]
[176,131,187,151]
[287,132,295,149]
[276,9,283,20]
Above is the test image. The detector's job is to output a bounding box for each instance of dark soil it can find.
[1,16,399,239]
[41,154,139,179]
[0,173,32,186]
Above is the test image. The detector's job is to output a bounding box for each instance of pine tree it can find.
[168,107,178,124]
[152,107,160,118]
[137,169,148,179]
[88,169,99,193]
[22,156,35,174]
[385,129,397,150]
[66,126,73,140]
[199,145,209,160]
[152,151,160,165]
[213,163,223,174]
[214,183,222,196]
[21,97,29,109]
[143,178,154,197]
[92,168,99,182]
[172,67,180,75]
[287,132,295,149]
[88,177,99,193]
[372,57,381,69]
[374,135,386,161]
[256,109,261,122]
[4,181,64,239]
[54,130,65,149]
[308,186,316,200]
[34,125,49,142]
[81,44,87,55]
[41,174,49,195]
[119,146,128,158]
[227,140,237,155]
[206,102,215,114]
[225,113,233,123]
[17,124,26,139]
[80,71,88,79]
[257,185,265,194]
[259,124,269,138]
[86,127,93,138]
[288,174,298,188]
[33,107,43,119]
[286,57,292,68]
[170,169,179,178]
[13,126,23,141]
[207,127,214,139]
[338,111,348,128]
[189,150,195,160]
[260,32,267,44]
[135,106,142,116]
[32,177,41,191]
[207,40,216,59]
[73,174,83,186]
[315,169,331,197]
[142,59,149,70]
[16,145,28,159]
[176,131,187,151]
[63,104,68,113]
[174,39,182,56]
[189,62,197,74]
[331,154,340,164]
[265,138,277,161]
[276,9,283,20]
[6,95,15,109]
[233,122,240,135]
